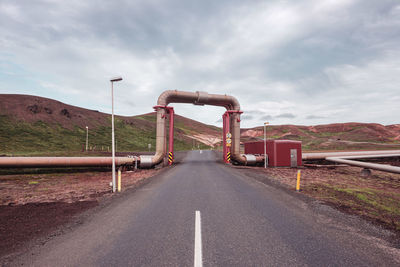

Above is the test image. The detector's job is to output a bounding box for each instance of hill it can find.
[241,123,400,151]
[1,94,399,155]
[0,94,220,155]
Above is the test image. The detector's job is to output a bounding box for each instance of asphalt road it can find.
[13,151,400,266]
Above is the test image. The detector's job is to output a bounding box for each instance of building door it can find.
[290,149,297,167]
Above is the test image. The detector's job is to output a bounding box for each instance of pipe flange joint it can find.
[194,91,208,105]
[139,155,153,168]
[243,154,257,165]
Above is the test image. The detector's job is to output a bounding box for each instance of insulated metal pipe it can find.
[326,157,400,174]
[0,157,138,168]
[329,154,400,160]
[142,90,249,167]
[302,150,400,160]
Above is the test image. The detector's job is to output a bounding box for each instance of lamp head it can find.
[110,76,123,82]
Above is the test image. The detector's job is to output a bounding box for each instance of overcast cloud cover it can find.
[0,0,399,128]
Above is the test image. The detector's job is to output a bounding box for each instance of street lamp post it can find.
[110,76,123,193]
[85,126,89,151]
[264,122,269,168]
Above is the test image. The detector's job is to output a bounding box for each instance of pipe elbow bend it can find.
[157,90,177,106]
[229,95,240,111]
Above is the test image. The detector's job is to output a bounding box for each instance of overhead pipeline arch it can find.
[139,90,264,167]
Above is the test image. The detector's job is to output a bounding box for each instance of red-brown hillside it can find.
[241,122,400,150]
[0,94,220,135]
[0,94,108,129]
[1,94,399,152]
[0,94,221,153]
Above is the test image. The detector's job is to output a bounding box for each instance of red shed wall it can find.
[273,140,302,167]
[244,140,302,167]
[244,141,264,154]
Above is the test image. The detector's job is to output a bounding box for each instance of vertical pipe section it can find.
[231,111,242,164]
[155,108,167,164]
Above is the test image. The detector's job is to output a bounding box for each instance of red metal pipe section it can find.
[222,113,226,162]
[226,112,231,162]
[167,107,174,165]
[0,157,137,168]
[224,111,231,163]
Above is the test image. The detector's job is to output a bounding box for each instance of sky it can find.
[0,0,399,128]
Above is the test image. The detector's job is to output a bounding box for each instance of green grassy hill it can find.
[0,95,220,156]
[1,94,399,155]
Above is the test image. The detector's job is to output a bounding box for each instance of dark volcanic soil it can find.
[0,167,162,259]
[0,201,97,257]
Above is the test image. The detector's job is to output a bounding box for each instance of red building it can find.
[244,140,302,167]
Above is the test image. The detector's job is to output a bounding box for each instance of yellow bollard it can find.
[117,168,122,192]
[296,170,301,191]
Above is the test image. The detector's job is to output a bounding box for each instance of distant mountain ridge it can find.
[0,94,399,154]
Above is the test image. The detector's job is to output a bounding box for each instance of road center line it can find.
[194,210,203,267]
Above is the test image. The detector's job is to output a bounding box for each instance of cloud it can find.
[243,109,264,115]
[260,115,273,121]
[259,113,296,122]
[306,115,325,120]
[276,113,296,119]
[0,0,399,128]
[241,115,254,120]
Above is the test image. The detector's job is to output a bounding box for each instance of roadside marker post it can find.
[296,170,301,192]
[118,168,122,192]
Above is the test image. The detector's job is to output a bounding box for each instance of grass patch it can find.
[0,115,212,155]
[306,184,400,230]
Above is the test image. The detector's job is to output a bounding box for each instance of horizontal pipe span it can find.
[302,150,400,160]
[326,157,400,174]
[145,90,250,167]
[0,157,138,168]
